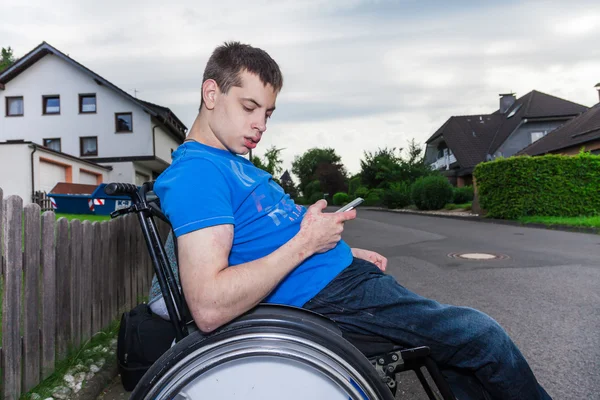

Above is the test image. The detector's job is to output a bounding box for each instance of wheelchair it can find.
[105,181,461,400]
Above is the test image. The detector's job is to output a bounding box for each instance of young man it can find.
[153,42,551,400]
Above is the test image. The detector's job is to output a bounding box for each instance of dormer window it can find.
[506,103,522,119]
[115,112,133,133]
[43,95,60,115]
[6,96,24,116]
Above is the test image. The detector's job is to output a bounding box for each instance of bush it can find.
[295,196,307,205]
[308,192,324,204]
[411,176,453,210]
[363,188,384,207]
[348,177,361,195]
[354,186,369,199]
[333,192,349,206]
[303,180,322,200]
[452,186,474,204]
[474,152,600,219]
[383,182,411,209]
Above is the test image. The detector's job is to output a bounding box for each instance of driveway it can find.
[341,210,600,399]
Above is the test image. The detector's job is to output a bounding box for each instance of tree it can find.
[291,148,347,197]
[280,170,299,200]
[251,146,284,179]
[359,139,433,190]
[0,47,15,72]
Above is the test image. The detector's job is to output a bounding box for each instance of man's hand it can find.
[352,248,388,272]
[299,199,356,254]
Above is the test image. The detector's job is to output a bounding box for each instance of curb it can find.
[71,360,118,400]
[362,207,600,235]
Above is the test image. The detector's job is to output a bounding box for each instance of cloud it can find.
[2,0,600,177]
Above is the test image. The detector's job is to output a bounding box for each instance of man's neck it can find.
[185,113,226,150]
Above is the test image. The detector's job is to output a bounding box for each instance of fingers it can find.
[380,257,388,272]
[309,199,328,213]
[336,209,357,222]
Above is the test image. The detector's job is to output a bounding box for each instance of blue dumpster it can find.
[48,183,137,215]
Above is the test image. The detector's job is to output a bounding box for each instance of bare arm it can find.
[178,200,356,332]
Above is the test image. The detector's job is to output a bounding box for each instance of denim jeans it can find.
[302,258,552,400]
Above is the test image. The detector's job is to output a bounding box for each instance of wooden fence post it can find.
[23,204,41,393]
[101,222,111,327]
[2,195,24,399]
[92,222,102,334]
[41,211,56,380]
[70,220,82,349]
[55,218,71,359]
[80,221,93,344]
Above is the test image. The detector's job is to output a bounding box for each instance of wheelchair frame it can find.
[105,181,457,400]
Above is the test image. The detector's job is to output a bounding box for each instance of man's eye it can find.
[243,106,254,112]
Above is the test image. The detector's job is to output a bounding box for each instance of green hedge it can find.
[473,153,600,219]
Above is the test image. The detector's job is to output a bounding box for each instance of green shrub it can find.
[363,188,384,207]
[411,176,453,210]
[452,186,474,204]
[354,186,369,199]
[295,196,307,205]
[474,152,600,219]
[383,182,411,209]
[348,177,361,195]
[333,192,349,206]
[308,192,324,204]
[303,180,322,199]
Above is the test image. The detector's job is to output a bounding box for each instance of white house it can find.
[0,42,187,203]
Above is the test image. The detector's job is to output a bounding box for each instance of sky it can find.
[2,0,600,176]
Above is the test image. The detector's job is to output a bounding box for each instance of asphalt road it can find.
[99,211,600,399]
[340,210,600,400]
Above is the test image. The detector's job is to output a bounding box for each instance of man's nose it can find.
[253,116,267,133]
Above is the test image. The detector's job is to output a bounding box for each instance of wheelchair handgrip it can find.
[105,182,138,196]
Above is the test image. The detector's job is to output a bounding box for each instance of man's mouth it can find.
[244,137,259,149]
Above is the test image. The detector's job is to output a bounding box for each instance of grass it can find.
[54,213,111,222]
[443,202,472,211]
[517,215,600,229]
[20,319,120,400]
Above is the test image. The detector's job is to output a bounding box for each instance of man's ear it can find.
[202,79,218,110]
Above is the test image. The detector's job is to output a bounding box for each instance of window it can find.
[43,138,61,152]
[530,131,547,144]
[79,94,96,113]
[43,95,60,115]
[592,149,600,155]
[115,112,133,132]
[80,136,98,156]
[6,96,24,116]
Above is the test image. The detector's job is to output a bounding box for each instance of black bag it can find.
[117,303,177,391]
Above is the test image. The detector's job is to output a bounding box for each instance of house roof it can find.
[429,115,504,168]
[426,90,588,168]
[0,42,187,142]
[519,102,600,156]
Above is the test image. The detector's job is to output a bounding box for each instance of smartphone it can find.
[336,197,364,213]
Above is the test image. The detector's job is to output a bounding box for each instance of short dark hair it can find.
[200,41,283,108]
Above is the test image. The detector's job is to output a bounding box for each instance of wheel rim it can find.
[145,332,381,400]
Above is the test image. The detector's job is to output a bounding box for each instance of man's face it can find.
[209,70,277,155]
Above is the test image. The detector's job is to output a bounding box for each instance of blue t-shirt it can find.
[153,141,353,307]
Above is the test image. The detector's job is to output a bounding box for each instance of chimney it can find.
[499,93,516,114]
[595,83,600,103]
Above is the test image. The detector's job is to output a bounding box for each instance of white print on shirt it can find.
[230,160,255,187]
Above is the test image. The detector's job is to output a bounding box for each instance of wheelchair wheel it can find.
[130,305,395,400]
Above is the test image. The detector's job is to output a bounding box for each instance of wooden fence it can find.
[0,188,166,399]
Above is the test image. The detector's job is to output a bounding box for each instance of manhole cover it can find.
[448,252,509,260]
